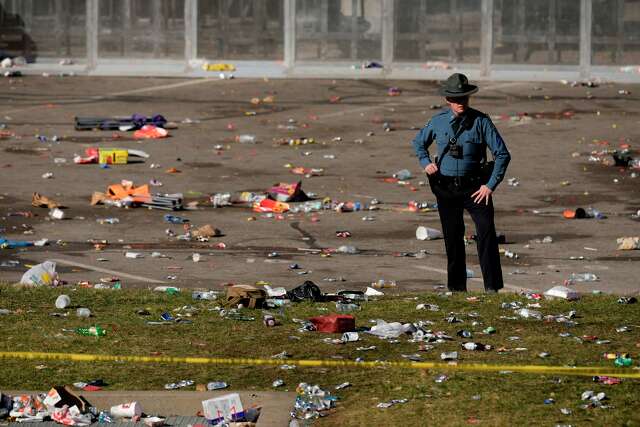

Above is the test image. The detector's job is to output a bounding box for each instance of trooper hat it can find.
[439,73,479,97]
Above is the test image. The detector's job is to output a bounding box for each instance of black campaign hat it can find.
[438,73,478,97]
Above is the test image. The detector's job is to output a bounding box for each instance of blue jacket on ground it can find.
[412,107,511,190]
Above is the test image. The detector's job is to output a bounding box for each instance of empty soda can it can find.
[341,332,359,342]
[55,294,71,309]
[263,314,276,327]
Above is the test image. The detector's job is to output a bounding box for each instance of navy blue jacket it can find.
[412,107,511,190]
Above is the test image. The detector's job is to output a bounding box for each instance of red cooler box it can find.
[309,314,355,333]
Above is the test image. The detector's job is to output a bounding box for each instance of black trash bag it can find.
[287,280,324,302]
[612,150,632,167]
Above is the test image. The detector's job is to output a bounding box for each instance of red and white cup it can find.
[110,402,142,418]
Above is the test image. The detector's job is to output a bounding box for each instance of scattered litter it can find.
[377,399,408,409]
[416,226,443,241]
[544,286,581,301]
[617,237,639,250]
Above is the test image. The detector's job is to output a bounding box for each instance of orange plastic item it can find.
[133,125,168,139]
[107,183,150,203]
[253,198,290,213]
[563,209,576,219]
[291,167,308,175]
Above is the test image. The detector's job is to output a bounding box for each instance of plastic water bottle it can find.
[206,381,228,390]
[585,207,606,219]
[335,302,360,313]
[568,273,599,282]
[516,308,543,320]
[235,134,257,144]
[393,169,412,180]
[192,291,217,300]
[211,192,232,208]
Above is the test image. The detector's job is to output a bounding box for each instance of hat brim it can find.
[439,85,478,97]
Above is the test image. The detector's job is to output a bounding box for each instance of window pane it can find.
[592,0,640,65]
[296,0,382,61]
[99,0,185,59]
[0,0,86,61]
[394,0,482,63]
[197,0,284,60]
[493,0,580,65]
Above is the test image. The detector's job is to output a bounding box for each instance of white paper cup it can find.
[416,226,443,241]
[55,294,71,309]
[76,308,91,318]
[110,402,142,418]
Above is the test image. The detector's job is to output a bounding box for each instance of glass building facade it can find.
[0,0,639,79]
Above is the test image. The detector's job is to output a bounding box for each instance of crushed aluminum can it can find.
[160,312,174,322]
[376,399,408,409]
[581,390,594,401]
[417,303,440,311]
[434,374,449,383]
[272,379,285,388]
[206,381,228,390]
[401,353,422,361]
[341,332,359,342]
[335,382,351,390]
[457,330,472,338]
[263,314,277,327]
[280,364,296,370]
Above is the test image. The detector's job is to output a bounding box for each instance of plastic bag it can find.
[367,319,412,339]
[20,261,58,286]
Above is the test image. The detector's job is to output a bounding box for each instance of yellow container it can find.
[202,63,236,72]
[99,149,128,165]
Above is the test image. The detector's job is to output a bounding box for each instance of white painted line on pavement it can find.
[51,258,167,284]
[0,78,223,115]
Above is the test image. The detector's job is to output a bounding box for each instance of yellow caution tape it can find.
[0,351,638,379]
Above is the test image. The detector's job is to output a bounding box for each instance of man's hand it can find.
[472,185,492,205]
[425,163,438,175]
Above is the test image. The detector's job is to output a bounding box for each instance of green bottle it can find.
[76,326,106,336]
[614,356,633,367]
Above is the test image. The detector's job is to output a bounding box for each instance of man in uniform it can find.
[411,73,511,293]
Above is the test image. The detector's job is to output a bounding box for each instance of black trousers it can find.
[431,176,504,292]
